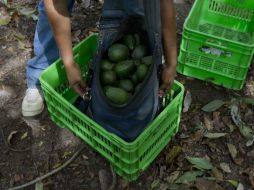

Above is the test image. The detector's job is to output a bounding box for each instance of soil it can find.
[0,1,254,190]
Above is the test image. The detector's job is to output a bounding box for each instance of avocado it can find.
[105,87,130,105]
[118,79,134,92]
[101,59,114,71]
[133,59,141,66]
[131,72,139,85]
[137,64,148,81]
[123,34,135,50]
[101,70,117,86]
[103,86,111,94]
[108,44,129,63]
[114,60,135,78]
[134,33,141,46]
[132,45,147,59]
[142,56,153,66]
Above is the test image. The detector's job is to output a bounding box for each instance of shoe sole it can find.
[22,104,45,117]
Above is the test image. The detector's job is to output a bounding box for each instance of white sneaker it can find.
[22,88,44,117]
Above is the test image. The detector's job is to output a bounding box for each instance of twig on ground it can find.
[7,144,86,190]
[108,164,117,190]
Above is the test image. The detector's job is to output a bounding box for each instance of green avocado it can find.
[131,72,139,85]
[101,59,114,71]
[118,79,134,92]
[101,70,117,86]
[105,87,130,105]
[141,56,153,66]
[132,45,147,59]
[134,33,141,46]
[137,64,148,81]
[114,60,135,78]
[123,34,135,50]
[108,44,129,63]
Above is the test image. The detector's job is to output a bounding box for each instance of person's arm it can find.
[159,0,177,96]
[44,0,87,97]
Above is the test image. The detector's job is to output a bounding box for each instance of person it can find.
[22,0,177,117]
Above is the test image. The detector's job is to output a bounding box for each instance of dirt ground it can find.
[0,1,254,190]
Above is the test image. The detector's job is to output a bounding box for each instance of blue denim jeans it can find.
[26,0,144,88]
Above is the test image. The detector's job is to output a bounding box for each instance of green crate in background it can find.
[185,0,254,46]
[39,34,185,181]
[177,0,254,90]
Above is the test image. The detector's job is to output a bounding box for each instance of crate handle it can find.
[200,40,232,57]
[205,39,227,50]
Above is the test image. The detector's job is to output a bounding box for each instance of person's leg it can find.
[26,0,75,88]
[22,0,75,117]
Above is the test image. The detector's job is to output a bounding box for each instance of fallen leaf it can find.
[212,112,224,129]
[182,129,205,144]
[18,39,26,50]
[227,143,237,159]
[2,0,8,6]
[186,157,213,170]
[7,130,18,144]
[231,105,254,140]
[195,178,224,190]
[159,183,168,190]
[19,7,36,18]
[211,167,223,181]
[82,154,88,160]
[183,91,192,112]
[246,137,254,147]
[202,100,225,112]
[237,183,244,190]
[204,132,227,139]
[249,169,254,188]
[38,141,43,146]
[166,146,182,164]
[14,174,21,182]
[228,179,238,187]
[35,182,44,190]
[151,179,160,189]
[247,149,254,158]
[20,132,28,140]
[203,115,213,130]
[84,0,91,8]
[14,32,26,40]
[220,163,231,173]
[204,140,221,153]
[241,97,254,105]
[0,7,11,26]
[175,171,203,184]
[166,171,181,184]
[222,116,235,133]
[233,158,244,166]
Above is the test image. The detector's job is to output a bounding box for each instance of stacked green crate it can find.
[177,0,254,90]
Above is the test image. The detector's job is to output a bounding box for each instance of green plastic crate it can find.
[39,34,185,181]
[177,0,254,90]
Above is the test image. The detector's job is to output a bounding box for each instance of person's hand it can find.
[65,62,88,98]
[159,64,176,97]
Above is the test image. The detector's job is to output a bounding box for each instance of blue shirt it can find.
[102,0,144,18]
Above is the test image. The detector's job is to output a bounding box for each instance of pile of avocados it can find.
[100,33,153,105]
